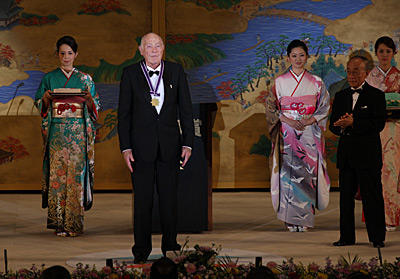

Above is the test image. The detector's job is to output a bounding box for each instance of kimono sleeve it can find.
[34,74,51,118]
[265,81,281,139]
[312,80,330,130]
[86,75,100,122]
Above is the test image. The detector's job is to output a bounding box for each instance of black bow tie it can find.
[351,88,362,95]
[149,70,160,77]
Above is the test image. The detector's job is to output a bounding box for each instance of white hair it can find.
[139,32,164,48]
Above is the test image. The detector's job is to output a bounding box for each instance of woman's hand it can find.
[299,117,316,127]
[280,114,305,130]
[42,90,53,110]
[83,90,92,102]
[83,90,95,112]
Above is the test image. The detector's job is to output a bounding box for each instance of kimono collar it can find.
[60,67,76,79]
[377,66,392,77]
[289,69,305,82]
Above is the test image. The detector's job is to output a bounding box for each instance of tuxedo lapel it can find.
[136,62,158,115]
[353,84,368,112]
[160,61,171,115]
[345,89,353,113]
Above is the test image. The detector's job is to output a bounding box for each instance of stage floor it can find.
[0,192,399,271]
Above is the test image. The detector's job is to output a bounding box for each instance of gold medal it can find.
[151,98,159,107]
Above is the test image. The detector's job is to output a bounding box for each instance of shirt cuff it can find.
[122,149,132,153]
[182,146,192,150]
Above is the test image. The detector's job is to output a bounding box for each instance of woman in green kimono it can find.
[35,36,100,236]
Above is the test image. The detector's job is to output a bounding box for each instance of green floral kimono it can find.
[35,68,100,234]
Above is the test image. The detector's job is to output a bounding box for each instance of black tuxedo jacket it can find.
[329,82,386,169]
[118,60,194,162]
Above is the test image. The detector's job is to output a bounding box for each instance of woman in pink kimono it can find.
[366,36,400,231]
[266,40,330,232]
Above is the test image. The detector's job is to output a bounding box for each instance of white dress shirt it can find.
[351,81,365,110]
[146,64,164,114]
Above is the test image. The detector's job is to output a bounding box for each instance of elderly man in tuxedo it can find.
[329,56,386,248]
[118,33,194,263]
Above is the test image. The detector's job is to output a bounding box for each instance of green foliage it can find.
[78,9,131,15]
[21,13,59,20]
[77,51,143,83]
[311,55,346,79]
[103,109,117,128]
[212,131,220,139]
[326,135,339,163]
[48,15,59,20]
[77,34,232,83]
[166,43,225,69]
[196,33,233,44]
[249,134,271,157]
[166,34,233,69]
[339,253,363,267]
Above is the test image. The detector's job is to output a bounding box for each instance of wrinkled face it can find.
[288,47,308,71]
[376,43,395,68]
[139,34,164,68]
[347,58,368,88]
[58,44,77,69]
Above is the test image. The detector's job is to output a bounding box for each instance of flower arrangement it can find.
[1,246,400,278]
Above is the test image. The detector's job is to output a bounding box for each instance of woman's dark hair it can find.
[56,36,78,53]
[40,265,71,279]
[374,36,396,54]
[287,39,309,56]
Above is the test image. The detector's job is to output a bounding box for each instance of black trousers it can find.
[130,148,180,259]
[338,166,386,243]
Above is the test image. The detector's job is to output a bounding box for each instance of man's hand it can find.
[181,146,192,167]
[123,150,134,173]
[334,113,353,128]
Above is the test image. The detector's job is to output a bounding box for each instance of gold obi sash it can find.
[52,101,84,118]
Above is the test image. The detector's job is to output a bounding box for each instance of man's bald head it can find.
[140,33,164,48]
[139,33,164,69]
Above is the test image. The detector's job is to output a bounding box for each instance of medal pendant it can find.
[151,98,159,107]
